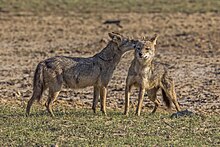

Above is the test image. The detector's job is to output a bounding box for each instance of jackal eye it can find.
[136,47,141,50]
[145,47,151,51]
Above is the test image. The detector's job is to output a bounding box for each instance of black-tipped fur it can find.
[33,62,45,102]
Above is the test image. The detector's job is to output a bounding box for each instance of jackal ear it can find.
[108,32,122,44]
[150,34,159,45]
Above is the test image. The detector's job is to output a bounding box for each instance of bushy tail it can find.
[32,62,45,102]
[161,89,171,109]
[26,62,45,116]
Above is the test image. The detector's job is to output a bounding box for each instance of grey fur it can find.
[26,32,138,117]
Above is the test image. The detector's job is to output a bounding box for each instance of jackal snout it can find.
[108,32,136,52]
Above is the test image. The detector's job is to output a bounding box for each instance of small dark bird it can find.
[103,20,123,28]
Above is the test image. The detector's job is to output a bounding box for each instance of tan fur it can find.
[26,32,138,117]
[124,35,181,116]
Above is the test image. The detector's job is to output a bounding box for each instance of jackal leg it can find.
[92,86,100,113]
[136,86,145,116]
[162,79,181,112]
[124,84,132,116]
[100,86,107,115]
[45,90,60,117]
[26,96,35,116]
[147,87,160,114]
[26,88,46,116]
[168,88,181,112]
[152,99,160,113]
[26,95,36,116]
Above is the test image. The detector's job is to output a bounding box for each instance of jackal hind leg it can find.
[26,87,46,116]
[147,87,160,114]
[162,79,181,112]
[100,86,107,115]
[136,86,145,116]
[26,95,36,116]
[92,86,100,113]
[45,90,60,117]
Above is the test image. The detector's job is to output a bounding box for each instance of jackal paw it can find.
[101,111,107,116]
[124,111,129,116]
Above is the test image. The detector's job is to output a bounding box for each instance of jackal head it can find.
[108,32,136,53]
[135,34,158,64]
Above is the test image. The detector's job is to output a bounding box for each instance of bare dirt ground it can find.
[0,12,219,115]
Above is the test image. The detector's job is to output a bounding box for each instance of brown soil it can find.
[0,12,219,115]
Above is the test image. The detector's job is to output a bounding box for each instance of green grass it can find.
[0,104,219,146]
[0,0,219,14]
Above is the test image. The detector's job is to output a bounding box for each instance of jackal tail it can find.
[32,62,45,102]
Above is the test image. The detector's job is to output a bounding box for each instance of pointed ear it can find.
[108,32,115,39]
[150,34,159,45]
[108,32,122,44]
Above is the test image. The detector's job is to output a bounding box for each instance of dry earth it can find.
[0,12,219,115]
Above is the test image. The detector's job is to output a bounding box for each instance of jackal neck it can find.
[95,41,121,62]
[136,57,153,68]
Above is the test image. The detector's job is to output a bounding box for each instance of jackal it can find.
[124,35,181,116]
[26,32,137,117]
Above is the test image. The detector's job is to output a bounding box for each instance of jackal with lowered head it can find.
[26,32,138,117]
[124,35,181,116]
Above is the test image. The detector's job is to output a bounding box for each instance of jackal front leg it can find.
[100,86,107,115]
[92,86,100,113]
[124,84,132,116]
[136,86,145,116]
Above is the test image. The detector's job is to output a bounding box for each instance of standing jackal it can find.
[26,32,137,117]
[124,35,181,116]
